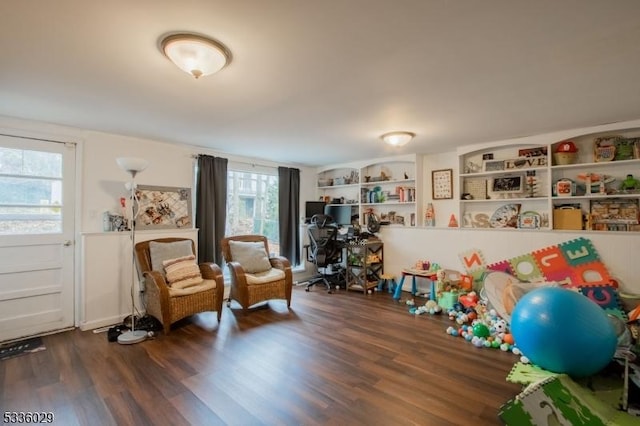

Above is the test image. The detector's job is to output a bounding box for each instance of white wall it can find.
[378,119,640,295]
[3,113,640,327]
[0,115,318,329]
[422,151,458,227]
[81,132,195,232]
[380,226,640,294]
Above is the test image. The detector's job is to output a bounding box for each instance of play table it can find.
[392,268,438,300]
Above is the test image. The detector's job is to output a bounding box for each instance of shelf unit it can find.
[549,131,640,232]
[457,127,640,232]
[316,154,422,227]
[345,240,384,293]
[458,145,551,230]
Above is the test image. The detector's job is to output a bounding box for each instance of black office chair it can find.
[306,214,343,293]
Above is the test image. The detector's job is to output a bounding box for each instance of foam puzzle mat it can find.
[458,237,627,320]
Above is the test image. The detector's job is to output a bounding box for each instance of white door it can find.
[0,134,76,342]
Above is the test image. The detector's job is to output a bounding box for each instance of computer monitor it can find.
[324,204,353,226]
[305,201,326,223]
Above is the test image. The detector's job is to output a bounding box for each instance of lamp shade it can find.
[116,157,149,175]
[161,33,230,79]
[381,131,415,147]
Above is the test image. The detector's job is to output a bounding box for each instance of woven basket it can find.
[553,152,577,165]
[619,292,640,313]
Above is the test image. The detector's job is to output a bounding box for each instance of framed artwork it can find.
[135,185,193,229]
[490,175,524,194]
[483,159,505,172]
[432,168,453,199]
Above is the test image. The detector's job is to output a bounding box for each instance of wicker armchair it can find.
[221,235,292,314]
[135,238,225,334]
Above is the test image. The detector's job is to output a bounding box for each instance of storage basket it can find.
[553,152,577,165]
[619,292,640,313]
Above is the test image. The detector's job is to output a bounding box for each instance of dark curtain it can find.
[196,155,228,266]
[278,167,301,266]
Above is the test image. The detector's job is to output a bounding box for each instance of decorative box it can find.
[553,207,583,230]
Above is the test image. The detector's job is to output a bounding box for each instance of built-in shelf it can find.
[317,154,423,227]
[457,127,640,232]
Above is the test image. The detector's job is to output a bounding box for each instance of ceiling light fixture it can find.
[160,33,231,79]
[381,131,415,147]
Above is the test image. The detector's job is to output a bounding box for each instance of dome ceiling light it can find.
[381,131,415,147]
[160,33,231,79]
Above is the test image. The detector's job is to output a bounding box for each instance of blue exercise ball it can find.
[510,286,617,378]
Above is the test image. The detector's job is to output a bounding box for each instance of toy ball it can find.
[500,343,510,352]
[472,323,490,338]
[493,319,507,334]
[502,333,514,345]
[511,287,617,378]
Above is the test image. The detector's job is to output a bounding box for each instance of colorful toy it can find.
[510,286,617,378]
[445,303,520,354]
[620,174,640,190]
[472,322,490,338]
[423,300,442,315]
[459,237,628,320]
[424,203,435,227]
[553,140,578,165]
[458,291,478,308]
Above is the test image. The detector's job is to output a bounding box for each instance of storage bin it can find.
[553,152,577,165]
[437,291,459,310]
[553,208,582,230]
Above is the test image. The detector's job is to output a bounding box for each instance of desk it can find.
[392,268,437,300]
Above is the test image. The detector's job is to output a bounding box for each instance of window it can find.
[0,147,63,234]
[226,169,280,255]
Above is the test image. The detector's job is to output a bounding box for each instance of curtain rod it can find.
[192,154,276,169]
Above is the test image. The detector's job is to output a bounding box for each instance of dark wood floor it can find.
[0,286,522,425]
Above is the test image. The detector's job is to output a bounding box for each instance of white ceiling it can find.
[1,1,640,167]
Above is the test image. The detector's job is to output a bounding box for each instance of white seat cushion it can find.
[245,268,285,285]
[168,278,216,297]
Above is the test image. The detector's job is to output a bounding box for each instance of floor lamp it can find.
[116,157,149,345]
